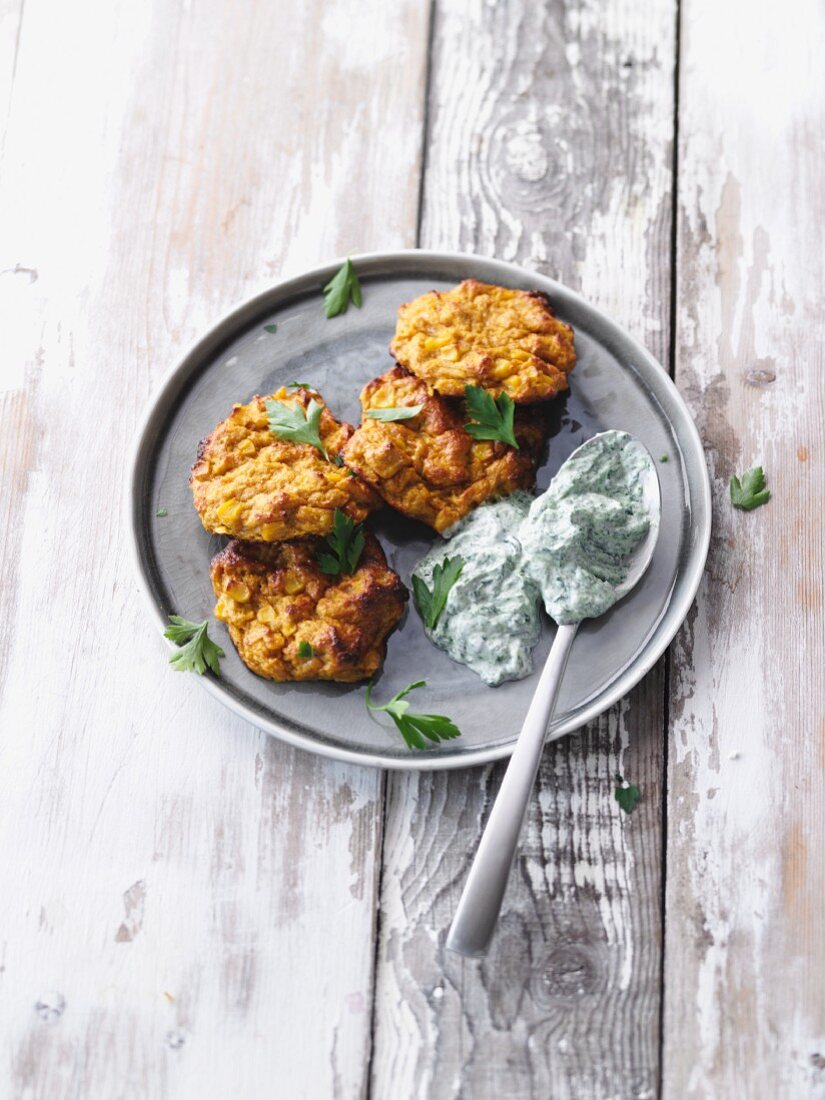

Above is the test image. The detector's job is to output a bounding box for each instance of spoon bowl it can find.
[609,435,661,598]
[446,432,662,957]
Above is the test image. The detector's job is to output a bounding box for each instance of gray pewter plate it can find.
[127,251,711,770]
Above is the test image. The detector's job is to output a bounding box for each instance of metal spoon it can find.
[446,432,662,957]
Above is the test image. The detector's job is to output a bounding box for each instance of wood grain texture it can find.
[0,1,429,1097]
[0,0,25,144]
[664,0,825,1096]
[370,2,676,1097]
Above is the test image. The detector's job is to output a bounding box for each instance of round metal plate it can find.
[127,251,711,770]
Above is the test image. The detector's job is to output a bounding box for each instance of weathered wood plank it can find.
[0,0,25,138]
[664,0,825,1095]
[371,2,676,1097]
[0,1,429,1097]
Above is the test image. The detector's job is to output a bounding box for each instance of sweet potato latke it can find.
[191,387,378,542]
[211,535,407,682]
[342,366,548,533]
[391,279,576,403]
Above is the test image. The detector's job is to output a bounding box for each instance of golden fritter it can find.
[342,366,548,534]
[391,279,576,403]
[191,387,379,542]
[211,534,407,683]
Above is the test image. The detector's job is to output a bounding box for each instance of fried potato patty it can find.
[342,366,548,534]
[211,534,407,682]
[391,279,576,403]
[191,387,379,542]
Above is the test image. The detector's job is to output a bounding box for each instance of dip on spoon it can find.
[521,429,657,623]
[414,430,658,683]
[446,430,661,957]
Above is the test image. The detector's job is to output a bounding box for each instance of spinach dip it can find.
[520,431,652,624]
[412,431,654,685]
[413,493,539,686]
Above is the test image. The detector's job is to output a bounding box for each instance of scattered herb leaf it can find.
[366,680,461,751]
[156,508,168,518]
[164,615,225,676]
[286,381,315,389]
[614,774,641,814]
[263,323,278,334]
[323,258,362,318]
[366,404,424,423]
[317,509,365,575]
[347,467,358,478]
[730,465,770,511]
[266,396,329,460]
[464,384,519,449]
[331,453,345,466]
[298,641,314,659]
[660,454,669,463]
[412,556,464,630]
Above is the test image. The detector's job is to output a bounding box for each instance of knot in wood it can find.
[504,124,549,184]
[744,362,776,387]
[540,944,599,997]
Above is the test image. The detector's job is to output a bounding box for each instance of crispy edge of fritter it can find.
[190,386,380,542]
[390,278,576,403]
[210,533,408,683]
[342,365,548,533]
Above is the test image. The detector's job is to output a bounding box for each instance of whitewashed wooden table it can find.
[1,1,823,1097]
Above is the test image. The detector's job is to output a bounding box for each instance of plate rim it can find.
[125,248,711,771]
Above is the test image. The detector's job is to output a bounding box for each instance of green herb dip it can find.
[413,493,539,686]
[521,431,652,624]
[412,431,654,684]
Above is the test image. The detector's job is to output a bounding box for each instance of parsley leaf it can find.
[614,774,641,814]
[412,556,464,629]
[660,454,669,463]
[164,615,225,676]
[266,396,330,460]
[730,465,770,511]
[263,323,278,334]
[464,384,519,449]
[286,381,314,389]
[323,258,362,318]
[156,508,168,518]
[366,680,461,750]
[317,509,365,575]
[298,641,314,659]
[366,404,424,423]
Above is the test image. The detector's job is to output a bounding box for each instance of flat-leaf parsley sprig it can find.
[164,615,225,676]
[366,680,461,751]
[323,258,362,318]
[266,396,331,461]
[463,384,519,449]
[317,509,365,576]
[412,556,464,630]
[614,775,641,814]
[730,465,770,511]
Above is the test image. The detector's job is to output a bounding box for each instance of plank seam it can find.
[364,771,389,1100]
[366,4,438,1094]
[658,0,682,1094]
[414,0,438,249]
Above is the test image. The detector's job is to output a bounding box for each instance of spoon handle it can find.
[446,623,579,957]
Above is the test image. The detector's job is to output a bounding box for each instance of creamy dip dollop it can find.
[412,431,654,684]
[520,431,652,624]
[413,493,539,686]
